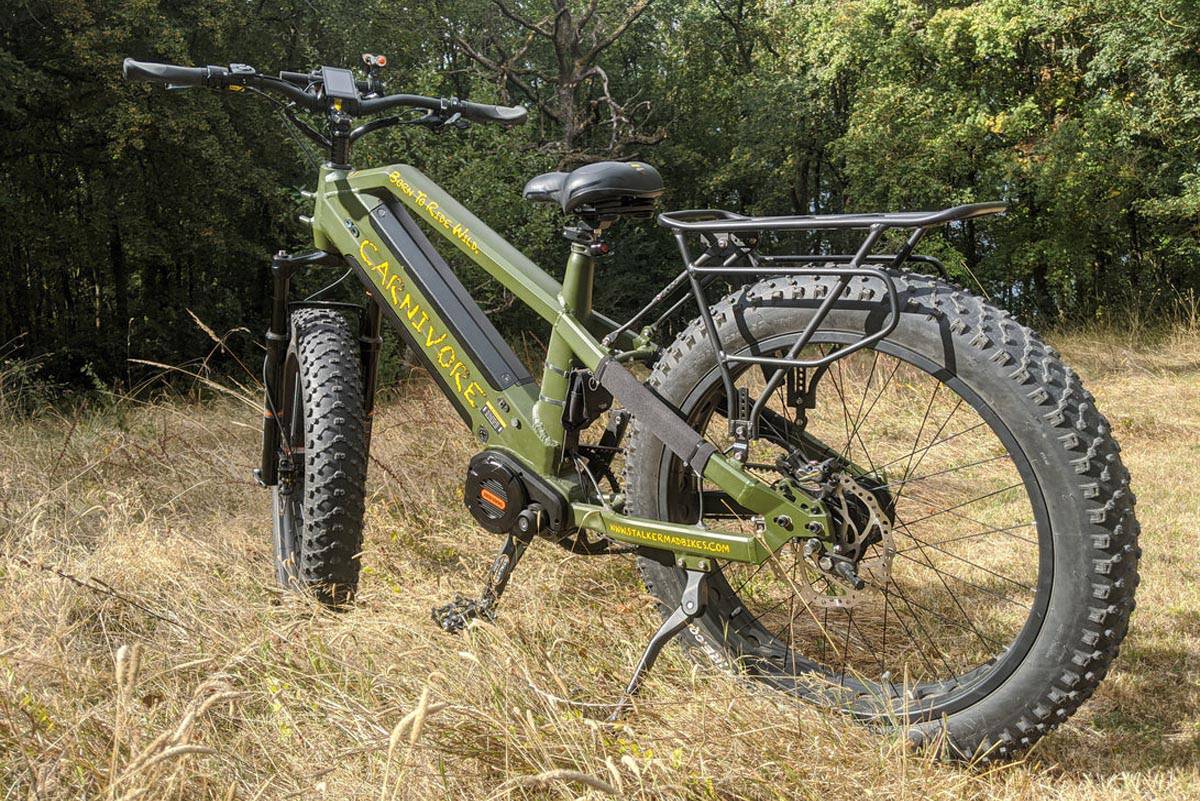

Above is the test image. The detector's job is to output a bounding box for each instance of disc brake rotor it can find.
[797,471,894,610]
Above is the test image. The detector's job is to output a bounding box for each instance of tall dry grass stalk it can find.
[0,329,1197,799]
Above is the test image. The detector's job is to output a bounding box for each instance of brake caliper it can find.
[800,471,895,609]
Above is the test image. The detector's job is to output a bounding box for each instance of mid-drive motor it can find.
[463,450,569,537]
[464,451,527,533]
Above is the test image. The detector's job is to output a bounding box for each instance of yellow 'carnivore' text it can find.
[357,238,486,409]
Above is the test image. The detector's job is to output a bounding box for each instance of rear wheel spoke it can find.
[897,482,1027,530]
[663,345,1045,707]
[874,420,989,474]
[897,520,1037,552]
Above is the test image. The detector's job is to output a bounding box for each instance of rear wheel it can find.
[271,309,368,607]
[624,271,1139,759]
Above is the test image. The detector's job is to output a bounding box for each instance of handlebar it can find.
[124,58,324,111]
[121,58,527,126]
[354,93,527,125]
[123,59,218,87]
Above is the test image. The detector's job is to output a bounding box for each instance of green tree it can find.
[2,0,1197,388]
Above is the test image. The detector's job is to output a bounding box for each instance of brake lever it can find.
[411,111,470,132]
[438,111,467,131]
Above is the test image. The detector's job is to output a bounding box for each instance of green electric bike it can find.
[124,55,1139,758]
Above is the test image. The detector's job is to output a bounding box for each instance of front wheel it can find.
[271,309,368,607]
[623,271,1139,759]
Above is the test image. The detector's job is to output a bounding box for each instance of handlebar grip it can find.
[122,58,224,87]
[456,99,527,127]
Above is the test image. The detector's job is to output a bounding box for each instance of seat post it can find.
[532,234,601,464]
[561,241,596,318]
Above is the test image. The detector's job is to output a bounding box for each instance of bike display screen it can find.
[321,67,359,101]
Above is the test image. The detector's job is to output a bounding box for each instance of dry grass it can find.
[1,327,1199,800]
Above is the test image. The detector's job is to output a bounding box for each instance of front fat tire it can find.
[623,271,1140,760]
[271,309,368,607]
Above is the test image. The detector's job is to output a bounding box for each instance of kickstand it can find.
[608,568,709,721]
[432,532,529,633]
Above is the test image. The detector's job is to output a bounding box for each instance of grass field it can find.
[1,326,1198,800]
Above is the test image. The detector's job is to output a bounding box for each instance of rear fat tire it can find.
[623,271,1140,759]
[271,309,368,607]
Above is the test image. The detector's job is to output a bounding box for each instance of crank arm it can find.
[432,532,529,633]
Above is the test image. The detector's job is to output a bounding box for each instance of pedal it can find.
[430,532,529,635]
[432,594,493,633]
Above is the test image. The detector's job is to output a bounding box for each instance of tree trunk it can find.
[109,219,128,338]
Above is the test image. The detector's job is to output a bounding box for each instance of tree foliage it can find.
[1,0,1197,385]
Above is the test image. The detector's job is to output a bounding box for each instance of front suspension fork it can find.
[359,296,383,452]
[255,249,358,487]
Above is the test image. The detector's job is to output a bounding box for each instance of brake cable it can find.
[221,81,328,163]
[348,109,468,141]
[281,103,331,149]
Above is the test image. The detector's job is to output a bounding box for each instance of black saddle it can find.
[523,161,664,219]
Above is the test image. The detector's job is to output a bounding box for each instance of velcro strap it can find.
[593,359,714,475]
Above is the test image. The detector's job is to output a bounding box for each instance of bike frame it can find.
[259,162,832,569]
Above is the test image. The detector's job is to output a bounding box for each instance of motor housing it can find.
[464,452,527,533]
[463,450,571,537]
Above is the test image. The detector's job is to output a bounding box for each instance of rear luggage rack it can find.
[657,201,1007,233]
[604,201,1006,448]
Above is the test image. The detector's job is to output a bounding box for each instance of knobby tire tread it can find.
[289,308,368,607]
[623,270,1139,759]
